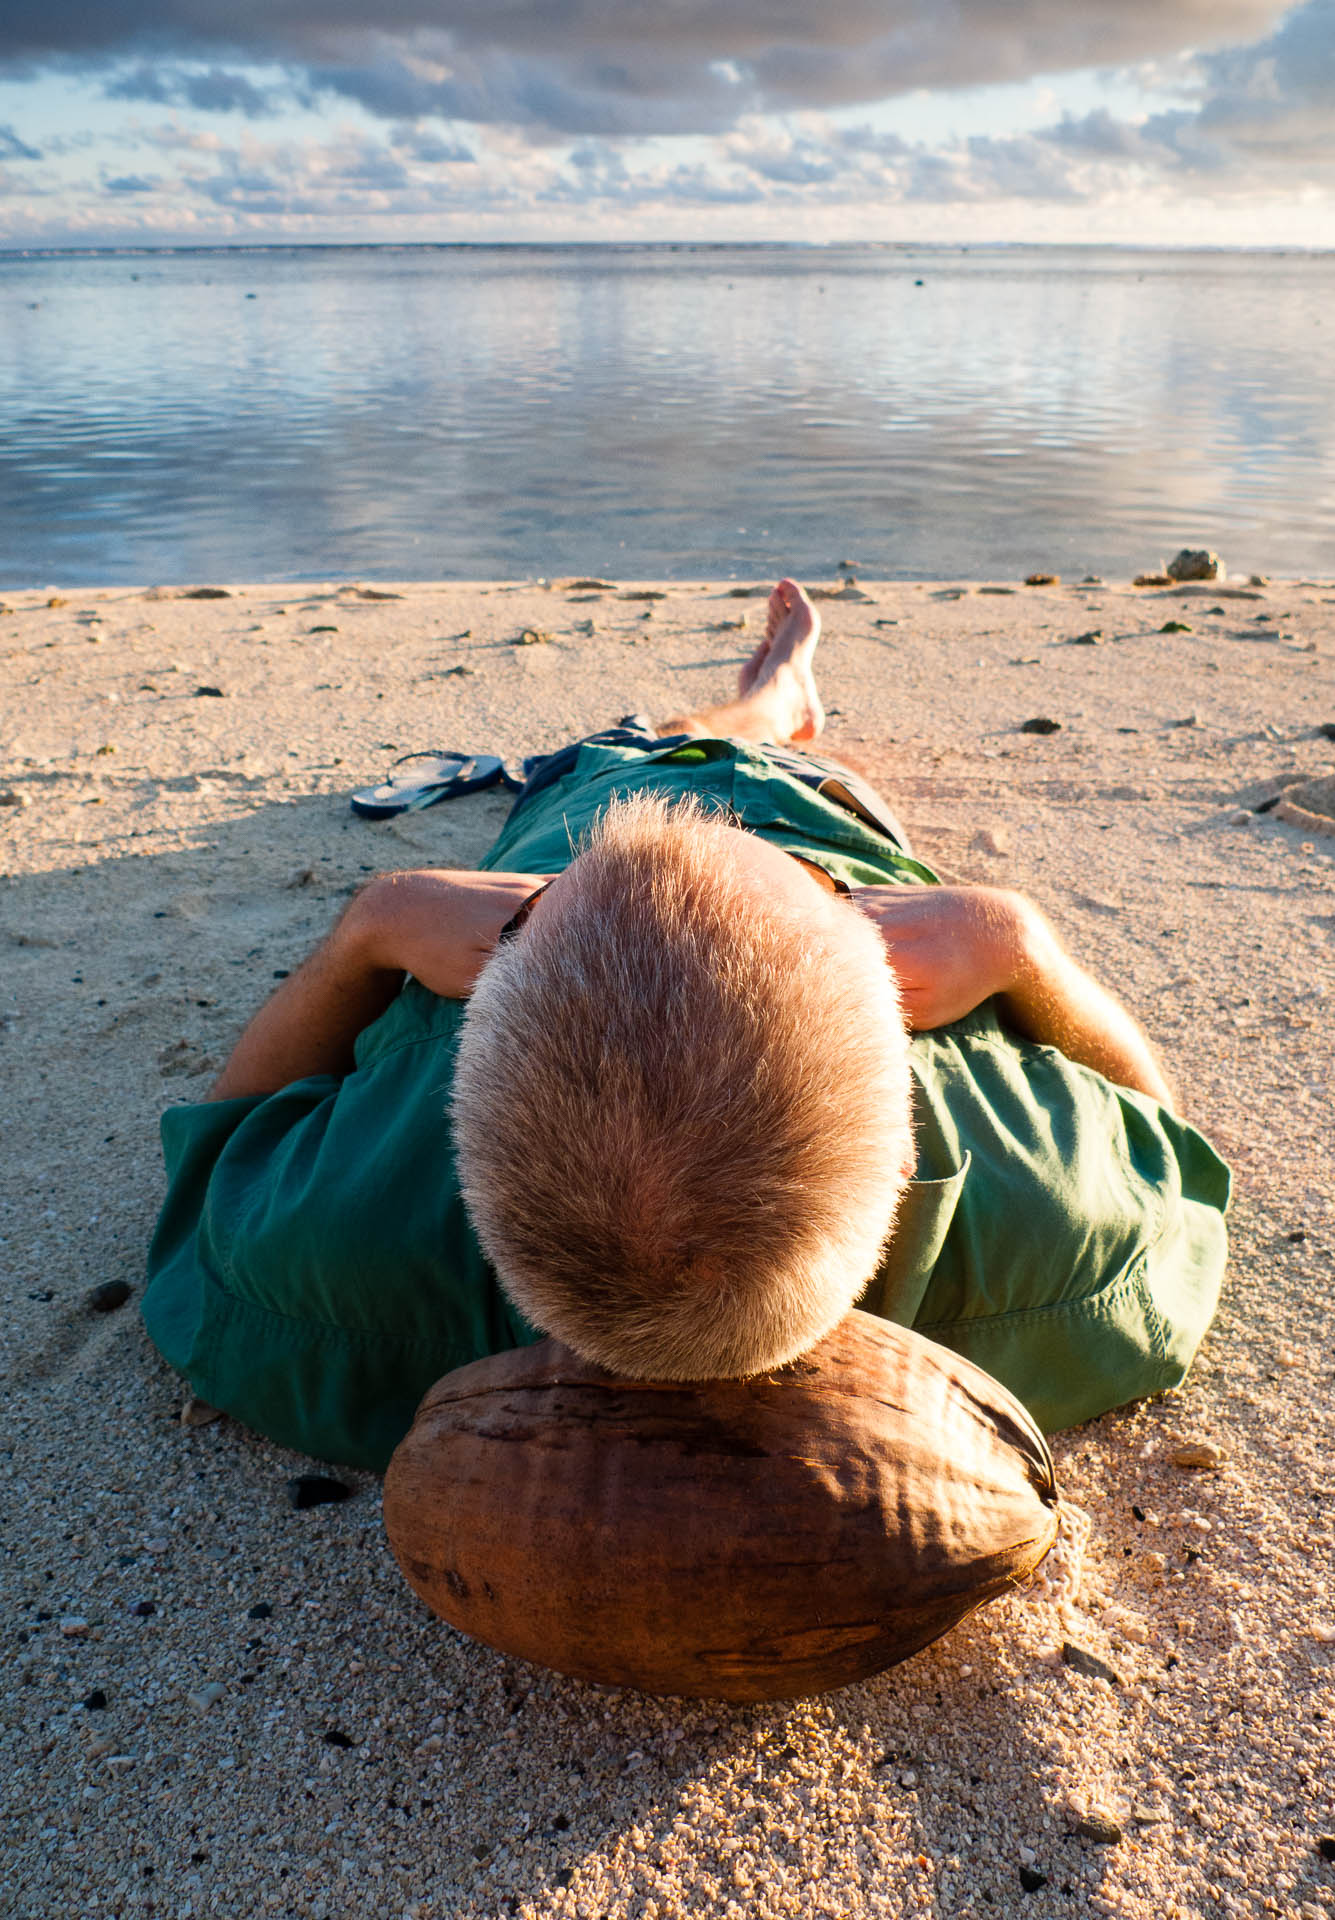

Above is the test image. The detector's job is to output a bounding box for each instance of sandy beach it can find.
[2,572,1333,1919]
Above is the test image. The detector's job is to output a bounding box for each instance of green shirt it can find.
[143,738,1229,1469]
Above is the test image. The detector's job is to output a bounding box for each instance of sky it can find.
[1,1,1333,248]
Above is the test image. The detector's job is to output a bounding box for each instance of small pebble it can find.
[1061,1642,1122,1686]
[82,1689,108,1711]
[103,1754,138,1773]
[1071,629,1103,645]
[1228,810,1252,826]
[180,1396,222,1428]
[287,1474,352,1511]
[1171,1443,1226,1470]
[1159,620,1192,634]
[1023,573,1059,586]
[323,1729,355,1749]
[187,1682,225,1712]
[1310,1623,1335,1645]
[247,1601,273,1620]
[1072,1815,1123,1845]
[88,1279,132,1313]
[193,685,225,697]
[60,1618,90,1637]
[1318,1836,1335,1861]
[129,1599,156,1617]
[1166,548,1222,581]
[516,628,552,646]
[1020,716,1062,735]
[1277,1348,1302,1368]
[1019,1866,1048,1892]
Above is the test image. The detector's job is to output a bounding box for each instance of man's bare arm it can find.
[851,885,1176,1111]
[209,869,544,1101]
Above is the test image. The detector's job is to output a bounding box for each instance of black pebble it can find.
[28,1289,54,1303]
[1021,716,1062,735]
[1288,1229,1308,1243]
[1061,1641,1122,1686]
[323,1728,354,1749]
[287,1474,352,1511]
[551,1814,570,1831]
[1319,1836,1335,1861]
[1318,722,1335,740]
[1019,1866,1048,1892]
[553,1869,574,1888]
[1132,1504,1146,1520]
[247,1601,273,1619]
[89,1280,132,1313]
[1253,794,1282,813]
[194,685,225,698]
[82,1688,108,1711]
[130,1599,157,1617]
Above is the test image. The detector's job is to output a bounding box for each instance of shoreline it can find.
[2,576,1333,1918]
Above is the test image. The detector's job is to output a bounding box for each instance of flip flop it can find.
[350,751,509,820]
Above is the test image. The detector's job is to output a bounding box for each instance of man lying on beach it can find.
[143,580,1229,1470]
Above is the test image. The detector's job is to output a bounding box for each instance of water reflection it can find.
[0,245,1332,585]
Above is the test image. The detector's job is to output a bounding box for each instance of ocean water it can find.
[1,243,1332,587]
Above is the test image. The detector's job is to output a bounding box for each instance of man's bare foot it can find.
[738,579,825,744]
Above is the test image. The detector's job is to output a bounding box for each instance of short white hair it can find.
[452,792,914,1380]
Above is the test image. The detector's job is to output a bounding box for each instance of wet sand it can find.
[2,574,1333,1919]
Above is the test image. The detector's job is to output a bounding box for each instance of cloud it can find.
[1019,0,1335,182]
[1189,0,1335,164]
[0,123,40,160]
[105,62,283,117]
[0,2,1296,139]
[4,0,1333,239]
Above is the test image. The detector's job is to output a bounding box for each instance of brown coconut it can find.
[383,1309,1060,1702]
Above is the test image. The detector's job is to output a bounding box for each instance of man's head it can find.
[452,792,915,1381]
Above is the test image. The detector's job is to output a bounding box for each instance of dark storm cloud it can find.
[0,2,1295,136]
